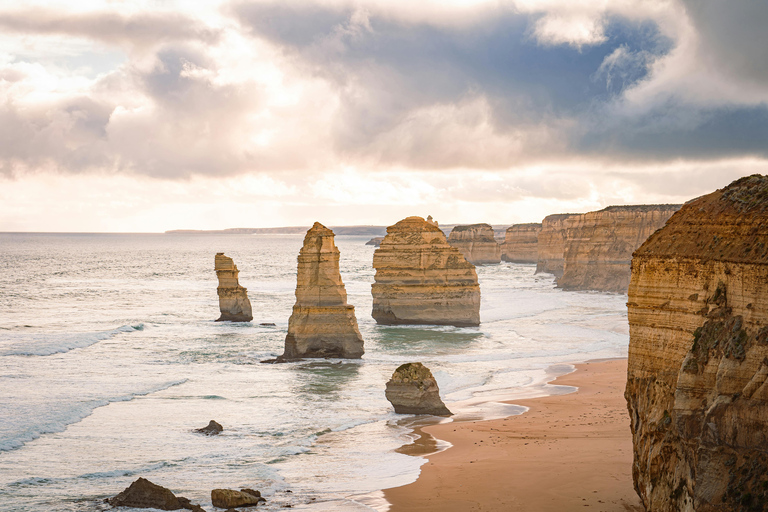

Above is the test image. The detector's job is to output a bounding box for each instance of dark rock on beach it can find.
[194,420,223,435]
[107,477,203,511]
[211,488,265,508]
[385,362,452,416]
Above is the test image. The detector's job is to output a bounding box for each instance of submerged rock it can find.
[372,216,480,327]
[385,362,452,416]
[107,477,202,511]
[448,223,501,265]
[280,222,364,360]
[194,420,223,436]
[211,488,265,508]
[215,253,253,322]
[625,175,768,511]
[501,223,541,263]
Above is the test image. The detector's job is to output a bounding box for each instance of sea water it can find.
[0,233,630,511]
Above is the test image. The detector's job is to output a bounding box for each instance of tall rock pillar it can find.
[215,253,253,322]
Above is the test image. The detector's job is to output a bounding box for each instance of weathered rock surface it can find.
[371,216,481,327]
[625,175,768,511]
[107,478,202,511]
[211,488,264,508]
[536,214,578,277]
[194,420,223,436]
[448,223,501,265]
[281,222,364,360]
[215,253,253,322]
[501,223,541,263]
[385,363,452,416]
[558,205,680,293]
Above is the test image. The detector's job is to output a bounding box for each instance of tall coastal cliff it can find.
[625,175,768,511]
[281,223,364,359]
[536,214,578,277]
[501,223,541,263]
[558,205,680,293]
[448,223,501,265]
[214,253,253,322]
[372,216,481,327]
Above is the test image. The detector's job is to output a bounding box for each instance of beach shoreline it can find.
[381,358,642,512]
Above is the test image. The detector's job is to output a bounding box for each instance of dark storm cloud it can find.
[0,8,220,49]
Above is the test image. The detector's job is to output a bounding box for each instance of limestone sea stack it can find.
[536,214,578,277]
[215,253,253,322]
[625,175,768,511]
[385,362,452,416]
[501,223,541,263]
[281,222,364,360]
[372,216,480,327]
[447,223,501,265]
[557,205,681,293]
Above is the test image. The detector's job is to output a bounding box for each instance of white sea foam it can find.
[0,324,144,357]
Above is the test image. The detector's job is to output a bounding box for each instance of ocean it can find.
[0,232,630,511]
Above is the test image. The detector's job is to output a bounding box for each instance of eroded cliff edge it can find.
[372,216,480,326]
[536,213,578,277]
[558,205,680,293]
[625,175,768,511]
[448,223,501,265]
[501,223,541,263]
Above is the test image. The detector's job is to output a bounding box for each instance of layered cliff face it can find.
[625,175,768,512]
[215,253,253,322]
[448,223,501,265]
[282,222,364,360]
[536,214,578,277]
[372,216,481,327]
[501,223,541,263]
[558,205,680,293]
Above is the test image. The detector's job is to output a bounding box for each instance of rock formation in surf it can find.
[557,205,680,293]
[625,175,768,511]
[366,237,384,247]
[211,489,265,508]
[215,253,253,322]
[448,223,501,265]
[385,362,452,416]
[194,420,223,436]
[108,478,203,511]
[501,223,541,263]
[536,214,578,278]
[281,222,364,360]
[372,216,480,327]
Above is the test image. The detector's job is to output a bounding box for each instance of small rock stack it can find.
[214,253,253,322]
[385,362,452,416]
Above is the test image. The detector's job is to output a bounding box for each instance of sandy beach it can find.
[383,358,642,512]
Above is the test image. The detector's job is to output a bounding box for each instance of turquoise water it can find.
[0,233,629,511]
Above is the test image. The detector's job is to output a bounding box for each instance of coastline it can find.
[382,358,642,512]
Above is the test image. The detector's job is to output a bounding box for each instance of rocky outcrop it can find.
[281,222,364,360]
[371,216,480,327]
[625,175,768,512]
[501,223,541,263]
[448,223,501,265]
[366,237,384,247]
[558,205,680,293]
[536,214,578,277]
[107,478,203,511]
[211,489,265,508]
[194,420,223,436]
[215,253,253,322]
[385,363,452,416]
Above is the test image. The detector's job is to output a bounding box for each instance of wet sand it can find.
[383,359,643,512]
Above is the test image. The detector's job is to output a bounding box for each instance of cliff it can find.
[536,214,578,277]
[372,216,481,327]
[214,253,253,322]
[448,223,501,265]
[501,223,541,263]
[557,205,681,293]
[281,222,364,359]
[625,175,768,511]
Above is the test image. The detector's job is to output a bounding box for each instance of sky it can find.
[0,0,766,232]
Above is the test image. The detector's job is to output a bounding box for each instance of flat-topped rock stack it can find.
[448,223,501,265]
[281,222,364,360]
[536,214,578,278]
[625,175,768,511]
[372,216,481,327]
[557,205,680,293]
[214,253,253,322]
[501,223,541,263]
